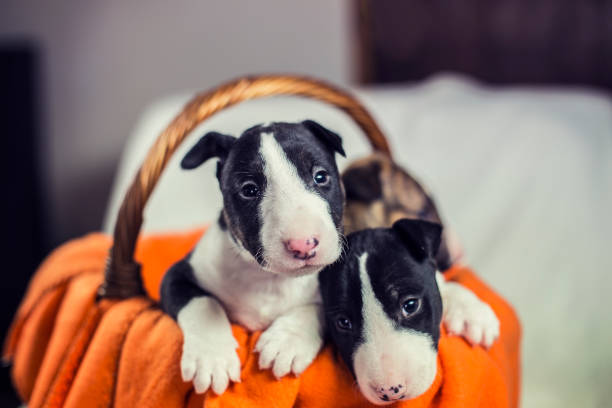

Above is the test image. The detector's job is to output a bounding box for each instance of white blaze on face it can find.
[258,132,341,275]
[354,253,438,405]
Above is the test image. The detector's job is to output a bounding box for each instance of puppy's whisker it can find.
[337,234,349,262]
[255,247,264,261]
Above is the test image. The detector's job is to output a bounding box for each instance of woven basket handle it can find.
[98,75,391,299]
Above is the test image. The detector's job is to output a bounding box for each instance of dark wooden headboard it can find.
[355,0,612,90]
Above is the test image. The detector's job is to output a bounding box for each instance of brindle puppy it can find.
[342,152,463,271]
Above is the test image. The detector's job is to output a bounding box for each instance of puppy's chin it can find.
[354,366,437,406]
[357,388,396,406]
[262,260,325,277]
[262,241,342,277]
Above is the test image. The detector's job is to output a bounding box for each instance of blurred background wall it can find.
[0,0,353,250]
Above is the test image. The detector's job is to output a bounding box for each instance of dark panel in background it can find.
[357,0,612,89]
[0,43,45,406]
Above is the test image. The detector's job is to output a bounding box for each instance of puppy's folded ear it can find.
[181,132,236,169]
[392,219,442,263]
[301,120,346,157]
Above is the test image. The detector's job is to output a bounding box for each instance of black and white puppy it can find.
[319,219,499,405]
[161,121,346,395]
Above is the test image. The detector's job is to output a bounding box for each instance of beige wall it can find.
[1,0,353,245]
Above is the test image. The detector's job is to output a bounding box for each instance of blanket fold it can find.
[3,228,520,408]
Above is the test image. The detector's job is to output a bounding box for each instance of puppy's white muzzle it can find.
[355,253,438,405]
[259,133,341,275]
[353,338,438,405]
[262,207,341,276]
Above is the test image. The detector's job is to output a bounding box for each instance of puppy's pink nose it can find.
[284,237,319,260]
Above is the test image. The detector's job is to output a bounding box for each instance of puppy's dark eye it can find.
[401,298,422,318]
[336,316,353,331]
[313,167,330,186]
[240,181,259,199]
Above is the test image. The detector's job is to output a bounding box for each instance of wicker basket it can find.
[3,75,520,408]
[100,74,391,300]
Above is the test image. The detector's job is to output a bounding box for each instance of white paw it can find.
[181,333,241,395]
[442,282,500,348]
[254,323,323,379]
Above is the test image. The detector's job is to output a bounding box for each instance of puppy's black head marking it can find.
[392,218,442,263]
[301,119,346,157]
[181,121,345,268]
[262,121,345,227]
[319,254,364,375]
[181,131,236,170]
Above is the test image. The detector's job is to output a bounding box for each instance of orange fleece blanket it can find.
[4,228,520,408]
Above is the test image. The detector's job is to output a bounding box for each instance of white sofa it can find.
[104,74,612,408]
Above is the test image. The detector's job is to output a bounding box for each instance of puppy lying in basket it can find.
[161,121,498,397]
[320,154,499,404]
[320,218,445,404]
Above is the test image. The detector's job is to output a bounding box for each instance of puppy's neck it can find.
[217,210,253,265]
[189,210,322,329]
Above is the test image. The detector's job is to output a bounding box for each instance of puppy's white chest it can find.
[190,226,321,331]
[221,275,320,331]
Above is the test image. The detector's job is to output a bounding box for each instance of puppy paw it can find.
[255,323,323,379]
[181,334,241,395]
[442,282,500,348]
